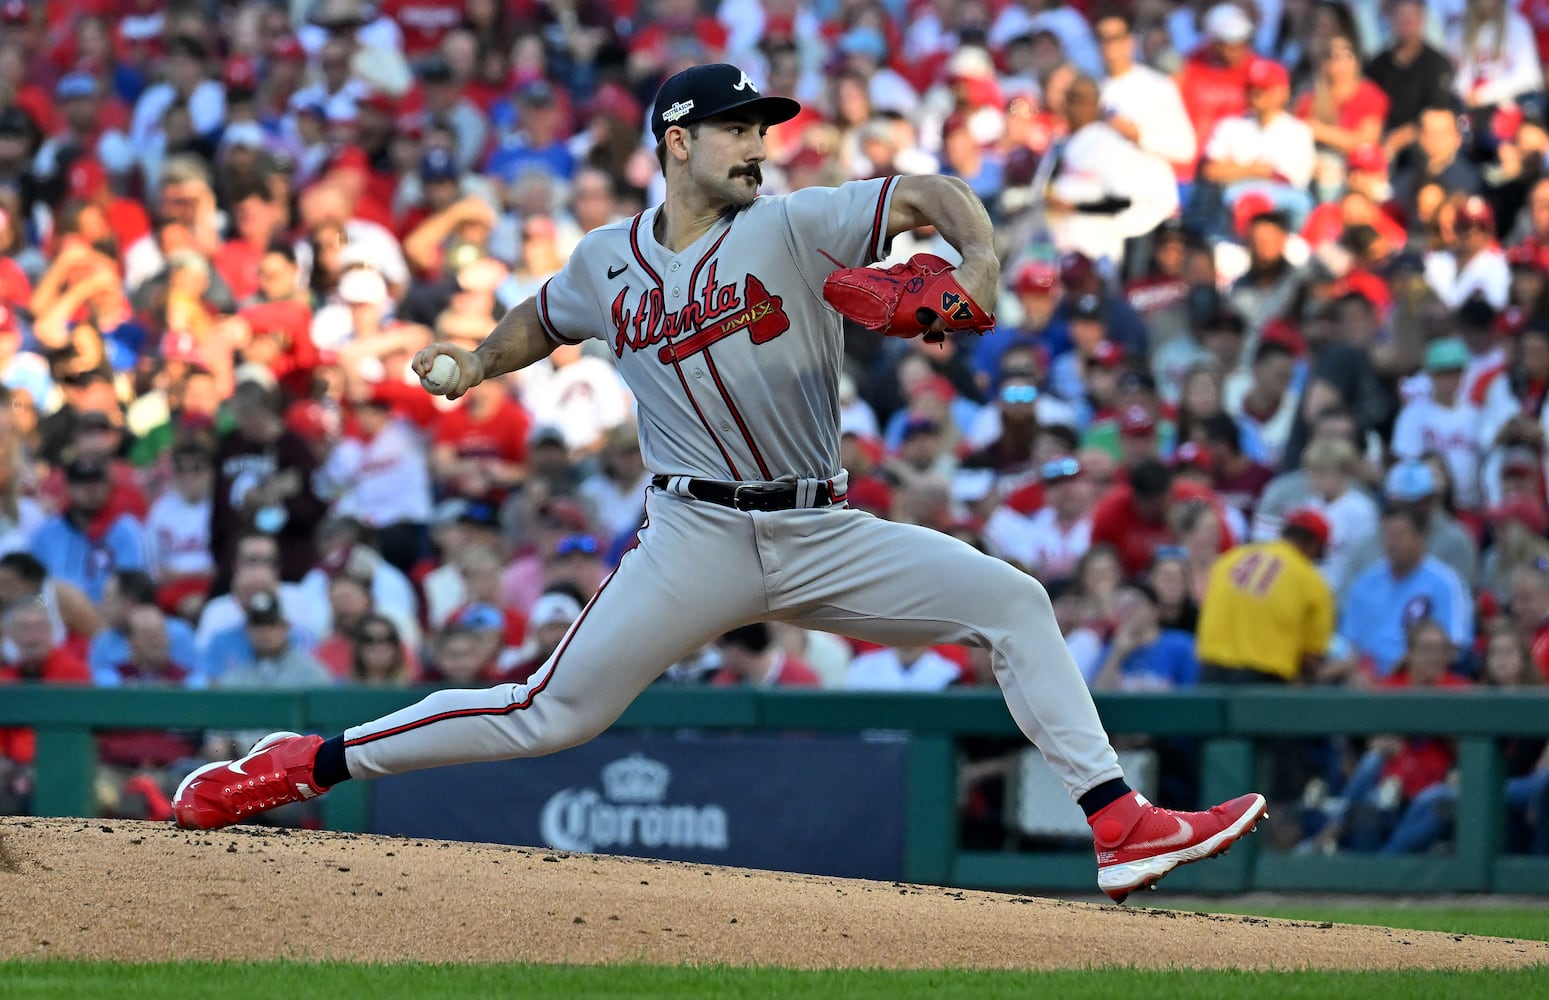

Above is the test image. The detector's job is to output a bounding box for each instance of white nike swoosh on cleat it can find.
[228,758,248,776]
[1125,817,1195,852]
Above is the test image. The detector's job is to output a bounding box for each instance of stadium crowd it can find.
[0,0,1546,854]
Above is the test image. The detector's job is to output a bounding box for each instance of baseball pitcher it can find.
[174,64,1265,902]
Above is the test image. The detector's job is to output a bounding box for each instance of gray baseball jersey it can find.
[534,177,899,482]
[339,179,1125,817]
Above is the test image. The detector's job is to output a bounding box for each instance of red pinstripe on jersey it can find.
[869,176,897,263]
[681,222,775,480]
[630,212,743,479]
[342,515,650,750]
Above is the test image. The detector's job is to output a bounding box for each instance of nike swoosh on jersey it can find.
[1125,816,1195,852]
[608,264,628,279]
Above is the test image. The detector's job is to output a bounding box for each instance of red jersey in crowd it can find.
[1089,480,1232,576]
[1292,82,1389,136]
[709,653,822,688]
[432,394,532,496]
[381,0,465,57]
[240,301,319,400]
[1176,47,1253,179]
[0,649,90,765]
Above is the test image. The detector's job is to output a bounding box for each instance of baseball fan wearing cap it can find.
[1197,507,1335,684]
[1391,338,1483,511]
[1201,56,1316,226]
[177,61,1268,904]
[1176,3,1259,177]
[1426,196,1509,310]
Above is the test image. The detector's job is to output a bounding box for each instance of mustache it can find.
[730,164,763,184]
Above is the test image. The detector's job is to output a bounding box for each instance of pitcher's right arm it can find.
[412,297,556,400]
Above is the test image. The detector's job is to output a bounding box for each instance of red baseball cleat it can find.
[172,732,328,830]
[1090,791,1268,903]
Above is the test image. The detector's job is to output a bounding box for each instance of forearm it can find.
[473,297,556,381]
[890,175,996,264]
[888,175,999,303]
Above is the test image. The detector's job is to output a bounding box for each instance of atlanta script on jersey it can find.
[535,177,899,483]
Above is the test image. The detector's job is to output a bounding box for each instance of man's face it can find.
[1047,476,1090,518]
[9,606,52,662]
[160,180,206,226]
[436,634,486,683]
[1062,79,1101,129]
[900,428,941,469]
[257,252,298,301]
[1521,333,1549,378]
[1419,109,1460,162]
[1247,82,1284,116]
[128,611,171,666]
[247,619,289,657]
[1390,1,1423,43]
[1381,514,1425,568]
[1253,352,1295,397]
[66,472,110,515]
[1431,368,1463,403]
[62,95,98,133]
[682,118,768,208]
[1248,220,1287,264]
[1095,17,1132,73]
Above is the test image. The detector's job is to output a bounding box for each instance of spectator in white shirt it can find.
[1047,75,1180,267]
[129,38,227,154]
[1201,57,1316,229]
[145,442,215,607]
[1391,338,1483,510]
[1453,0,1543,112]
[519,343,633,457]
[313,391,433,572]
[845,645,963,691]
[194,534,317,655]
[1425,196,1510,310]
[1096,9,1197,173]
[579,424,651,546]
[1301,438,1381,593]
[984,455,1094,579]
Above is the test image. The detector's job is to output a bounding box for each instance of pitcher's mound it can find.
[1,818,1544,970]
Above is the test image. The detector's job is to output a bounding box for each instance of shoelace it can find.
[221,770,296,815]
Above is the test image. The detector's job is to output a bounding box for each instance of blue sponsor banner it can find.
[370,731,908,880]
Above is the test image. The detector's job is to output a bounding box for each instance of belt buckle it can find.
[732,484,756,511]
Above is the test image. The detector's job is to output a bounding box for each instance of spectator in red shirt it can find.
[1507,562,1549,681]
[213,183,289,304]
[1294,32,1389,157]
[382,0,465,58]
[1090,459,1230,577]
[710,622,821,688]
[0,599,91,771]
[1176,3,1256,181]
[40,409,149,523]
[430,378,530,504]
[1199,412,1276,524]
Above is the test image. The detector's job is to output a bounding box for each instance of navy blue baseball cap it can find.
[650,63,801,142]
[420,147,459,183]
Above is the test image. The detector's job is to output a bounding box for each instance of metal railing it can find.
[5,686,1548,893]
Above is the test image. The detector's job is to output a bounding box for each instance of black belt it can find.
[652,475,835,512]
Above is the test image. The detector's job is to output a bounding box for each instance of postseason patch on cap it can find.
[661,100,695,123]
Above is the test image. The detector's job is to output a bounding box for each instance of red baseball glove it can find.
[822,253,996,342]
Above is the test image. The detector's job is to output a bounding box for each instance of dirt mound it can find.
[1,818,1545,970]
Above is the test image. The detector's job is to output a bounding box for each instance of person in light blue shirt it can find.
[88,569,199,685]
[30,456,146,603]
[1338,504,1473,677]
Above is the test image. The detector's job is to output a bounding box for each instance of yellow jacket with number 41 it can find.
[1196,539,1334,682]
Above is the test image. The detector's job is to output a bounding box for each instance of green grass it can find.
[1147,904,1549,943]
[0,963,1545,1000]
[4,906,1545,999]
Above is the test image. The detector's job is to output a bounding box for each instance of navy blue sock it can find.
[1078,778,1132,818]
[312,735,352,788]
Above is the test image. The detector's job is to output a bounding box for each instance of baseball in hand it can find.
[420,354,461,394]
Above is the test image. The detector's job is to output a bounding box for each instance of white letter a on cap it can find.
[734,71,755,92]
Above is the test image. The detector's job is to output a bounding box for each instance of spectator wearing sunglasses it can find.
[984,456,1094,581]
[541,534,606,604]
[348,614,415,687]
